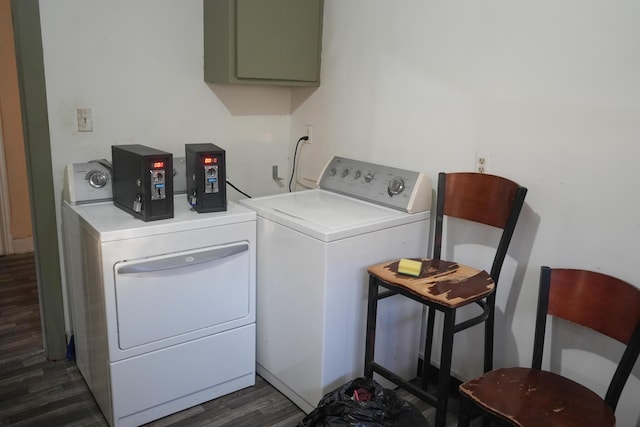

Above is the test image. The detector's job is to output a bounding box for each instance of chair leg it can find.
[435,309,456,427]
[484,294,496,373]
[457,394,472,427]
[421,307,436,389]
[364,276,379,379]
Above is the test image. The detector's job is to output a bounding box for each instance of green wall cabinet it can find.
[204,0,323,86]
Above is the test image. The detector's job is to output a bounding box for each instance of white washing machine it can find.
[238,156,432,413]
[61,160,256,427]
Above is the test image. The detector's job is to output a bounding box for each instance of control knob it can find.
[364,173,374,183]
[87,171,108,188]
[387,177,405,196]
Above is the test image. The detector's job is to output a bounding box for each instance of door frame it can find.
[11,0,67,360]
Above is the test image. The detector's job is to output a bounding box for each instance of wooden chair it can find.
[457,266,640,427]
[364,172,527,427]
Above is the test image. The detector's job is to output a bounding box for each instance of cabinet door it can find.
[204,0,323,86]
[236,0,321,82]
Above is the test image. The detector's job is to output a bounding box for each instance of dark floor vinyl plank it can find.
[0,349,41,367]
[1,296,39,307]
[0,366,44,394]
[219,410,269,427]
[222,379,279,410]
[7,400,105,427]
[255,403,306,427]
[0,385,30,409]
[11,349,46,366]
[0,357,24,376]
[145,405,205,427]
[0,329,43,345]
[0,279,36,290]
[29,365,84,395]
[0,290,38,301]
[0,258,36,270]
[0,320,42,337]
[221,399,291,426]
[0,337,43,357]
[3,385,102,425]
[0,265,35,277]
[0,271,36,283]
[149,404,235,427]
[271,412,309,427]
[0,307,40,320]
[0,307,40,319]
[160,409,239,427]
[191,397,262,426]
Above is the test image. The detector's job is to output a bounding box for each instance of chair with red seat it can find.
[457,266,640,426]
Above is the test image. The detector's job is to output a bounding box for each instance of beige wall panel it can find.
[0,0,32,240]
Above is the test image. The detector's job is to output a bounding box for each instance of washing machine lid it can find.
[70,194,256,242]
[239,189,429,242]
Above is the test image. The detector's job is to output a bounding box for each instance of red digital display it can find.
[152,161,164,169]
[204,157,218,165]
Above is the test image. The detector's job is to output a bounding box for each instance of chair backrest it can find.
[534,266,640,410]
[433,172,527,285]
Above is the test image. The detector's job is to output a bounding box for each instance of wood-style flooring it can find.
[0,252,467,426]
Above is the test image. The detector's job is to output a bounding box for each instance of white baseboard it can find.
[12,236,34,254]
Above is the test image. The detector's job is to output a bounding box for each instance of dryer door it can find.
[114,241,250,350]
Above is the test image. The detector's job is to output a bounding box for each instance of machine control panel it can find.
[318,156,432,213]
[63,160,113,204]
[204,160,220,194]
[150,162,167,200]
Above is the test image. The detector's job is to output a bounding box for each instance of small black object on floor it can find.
[299,377,429,427]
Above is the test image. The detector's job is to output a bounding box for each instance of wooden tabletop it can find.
[367,258,494,308]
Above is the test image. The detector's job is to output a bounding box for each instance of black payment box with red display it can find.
[112,144,174,221]
[186,143,226,213]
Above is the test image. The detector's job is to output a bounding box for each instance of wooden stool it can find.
[364,258,494,427]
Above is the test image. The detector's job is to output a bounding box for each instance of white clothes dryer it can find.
[62,160,256,427]
[239,156,432,413]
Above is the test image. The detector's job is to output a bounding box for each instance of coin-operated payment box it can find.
[112,144,173,221]
[186,143,227,213]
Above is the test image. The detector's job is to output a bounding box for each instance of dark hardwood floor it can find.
[0,252,41,358]
[0,252,462,426]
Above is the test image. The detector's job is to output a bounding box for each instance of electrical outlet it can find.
[77,108,93,132]
[476,151,491,173]
[305,124,313,144]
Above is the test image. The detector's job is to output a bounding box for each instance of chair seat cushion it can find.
[367,258,494,308]
[459,367,615,426]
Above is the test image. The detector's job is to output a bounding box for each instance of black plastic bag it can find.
[298,377,429,427]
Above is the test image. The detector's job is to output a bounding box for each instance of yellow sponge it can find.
[398,258,422,277]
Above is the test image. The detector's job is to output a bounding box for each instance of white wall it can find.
[38,0,639,424]
[292,1,640,425]
[40,0,295,204]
